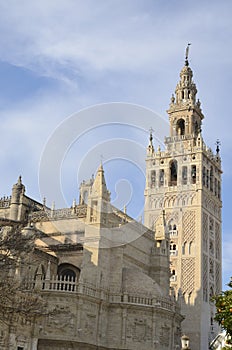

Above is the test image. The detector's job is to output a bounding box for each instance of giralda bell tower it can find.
[144,46,222,350]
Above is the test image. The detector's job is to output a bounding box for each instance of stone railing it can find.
[0,196,11,208]
[164,134,194,144]
[24,276,178,313]
[30,205,87,222]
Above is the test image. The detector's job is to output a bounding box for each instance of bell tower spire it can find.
[144,48,222,350]
[167,45,204,140]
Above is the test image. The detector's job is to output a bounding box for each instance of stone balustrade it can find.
[30,205,87,222]
[23,276,179,313]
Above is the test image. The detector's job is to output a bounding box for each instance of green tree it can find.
[213,278,232,348]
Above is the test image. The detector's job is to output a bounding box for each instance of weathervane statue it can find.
[185,43,191,65]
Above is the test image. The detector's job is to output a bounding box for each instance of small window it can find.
[17,347,24,350]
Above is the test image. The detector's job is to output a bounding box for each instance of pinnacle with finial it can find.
[149,127,154,144]
[216,139,221,155]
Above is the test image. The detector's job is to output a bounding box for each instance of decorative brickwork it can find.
[203,212,208,252]
[182,210,196,243]
[203,254,208,302]
[181,258,195,294]
[215,222,220,260]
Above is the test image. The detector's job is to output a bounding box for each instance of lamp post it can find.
[181,335,191,350]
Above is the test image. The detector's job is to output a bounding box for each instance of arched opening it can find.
[191,165,196,184]
[210,166,214,192]
[58,263,80,280]
[151,170,156,187]
[189,241,195,255]
[57,263,80,291]
[188,292,192,305]
[182,166,188,184]
[159,169,164,186]
[170,242,177,256]
[176,119,185,136]
[169,160,178,186]
[170,269,176,282]
[182,242,187,255]
[168,221,178,237]
[194,121,199,135]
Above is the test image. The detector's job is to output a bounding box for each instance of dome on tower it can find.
[180,64,193,77]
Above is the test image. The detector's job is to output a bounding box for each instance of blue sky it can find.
[0,1,231,287]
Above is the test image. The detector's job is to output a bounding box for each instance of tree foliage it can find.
[213,278,232,347]
[0,224,48,324]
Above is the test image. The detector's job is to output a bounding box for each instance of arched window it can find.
[168,221,178,237]
[170,242,177,256]
[189,241,194,255]
[170,160,178,186]
[176,119,185,135]
[57,263,80,291]
[159,169,164,186]
[191,165,196,184]
[194,121,199,134]
[58,263,80,280]
[203,166,206,186]
[182,166,188,184]
[151,170,156,187]
[206,169,209,188]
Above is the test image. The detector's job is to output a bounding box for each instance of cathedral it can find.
[0,51,222,350]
